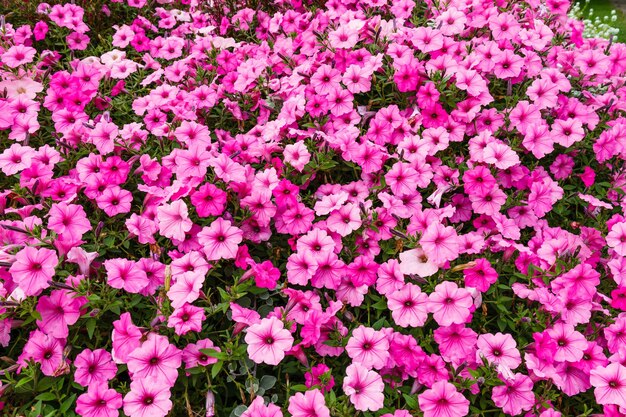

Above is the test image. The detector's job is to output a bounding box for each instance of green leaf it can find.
[290,384,308,392]
[260,375,277,390]
[86,318,96,340]
[60,394,76,414]
[211,360,224,378]
[403,393,418,409]
[201,348,228,360]
[35,392,56,401]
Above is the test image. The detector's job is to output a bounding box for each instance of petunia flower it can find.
[342,363,385,412]
[244,317,294,366]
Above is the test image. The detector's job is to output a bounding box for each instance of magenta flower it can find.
[123,379,172,417]
[127,333,182,387]
[492,373,535,415]
[182,339,220,369]
[244,316,294,365]
[607,222,626,256]
[418,381,469,417]
[17,330,66,376]
[10,246,58,296]
[288,389,331,417]
[76,383,122,417]
[197,218,243,261]
[342,363,385,412]
[74,349,118,387]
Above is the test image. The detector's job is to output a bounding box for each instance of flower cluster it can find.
[1,0,626,416]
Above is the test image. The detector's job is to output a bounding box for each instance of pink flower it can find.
[420,223,460,265]
[17,330,66,376]
[191,184,227,217]
[305,364,335,393]
[127,333,182,387]
[342,363,385,411]
[387,283,429,327]
[590,363,626,409]
[492,373,535,415]
[345,325,390,370]
[76,383,122,417]
[2,45,37,68]
[288,389,331,417]
[10,246,58,296]
[398,248,438,277]
[47,202,92,241]
[182,339,220,369]
[607,222,626,256]
[74,349,118,387]
[418,381,469,417]
[112,312,142,364]
[547,323,587,362]
[464,258,498,292]
[242,397,283,417]
[104,258,149,294]
[36,290,81,338]
[167,303,205,335]
[477,333,521,370]
[433,324,478,366]
[197,218,243,261]
[428,282,473,326]
[123,379,172,417]
[157,200,193,241]
[244,317,294,365]
[167,271,204,309]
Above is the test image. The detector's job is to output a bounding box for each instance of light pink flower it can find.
[428,282,473,326]
[127,333,182,387]
[342,363,385,412]
[157,200,193,241]
[244,317,294,366]
[345,325,390,370]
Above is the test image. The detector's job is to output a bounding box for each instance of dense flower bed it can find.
[1,0,626,416]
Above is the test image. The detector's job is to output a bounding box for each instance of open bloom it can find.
[342,363,385,412]
[74,349,118,387]
[123,379,172,417]
[590,363,626,409]
[345,326,390,370]
[387,283,429,327]
[157,200,193,241]
[197,218,243,261]
[288,389,330,417]
[398,248,438,277]
[418,381,469,417]
[76,383,123,417]
[242,396,283,417]
[492,373,535,415]
[10,246,58,297]
[428,282,473,326]
[127,333,182,387]
[244,317,294,365]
